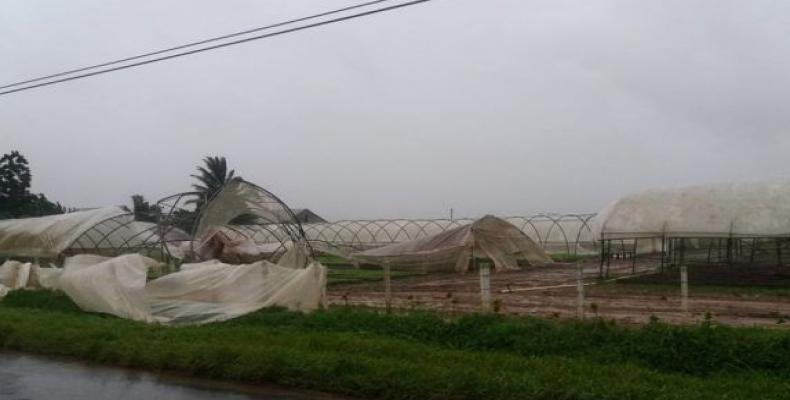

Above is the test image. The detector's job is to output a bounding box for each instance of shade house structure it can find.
[594,181,790,275]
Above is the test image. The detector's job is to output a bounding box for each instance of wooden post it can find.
[479,260,491,312]
[383,262,392,313]
[576,262,585,319]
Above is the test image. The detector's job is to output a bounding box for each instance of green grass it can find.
[328,267,421,285]
[316,254,352,266]
[2,290,790,399]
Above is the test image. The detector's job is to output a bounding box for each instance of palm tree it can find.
[189,156,238,207]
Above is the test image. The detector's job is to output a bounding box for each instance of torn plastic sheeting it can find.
[0,260,32,290]
[146,260,326,324]
[58,254,160,323]
[56,254,327,325]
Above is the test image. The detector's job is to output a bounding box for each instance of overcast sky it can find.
[2,0,789,220]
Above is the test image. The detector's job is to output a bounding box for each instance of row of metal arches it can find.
[265,214,598,255]
[65,212,598,258]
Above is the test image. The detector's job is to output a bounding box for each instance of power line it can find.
[0,0,431,97]
[0,0,392,91]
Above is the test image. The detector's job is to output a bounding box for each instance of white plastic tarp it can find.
[56,254,327,324]
[595,182,790,239]
[351,215,551,272]
[0,260,63,298]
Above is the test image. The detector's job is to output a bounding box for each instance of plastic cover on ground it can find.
[594,181,790,240]
[56,254,327,325]
[351,215,551,272]
[0,260,63,298]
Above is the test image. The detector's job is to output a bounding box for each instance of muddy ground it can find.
[328,260,790,328]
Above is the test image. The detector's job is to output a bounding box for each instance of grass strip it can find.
[2,290,790,399]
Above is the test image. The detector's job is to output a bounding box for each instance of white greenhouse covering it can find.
[351,216,551,272]
[57,253,327,324]
[0,207,137,258]
[192,179,312,266]
[595,182,790,240]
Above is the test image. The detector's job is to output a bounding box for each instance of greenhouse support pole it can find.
[717,239,722,262]
[383,262,392,313]
[667,239,674,267]
[599,240,606,278]
[605,240,612,278]
[479,260,491,312]
[777,239,783,267]
[576,262,585,319]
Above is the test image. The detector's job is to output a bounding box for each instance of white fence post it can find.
[384,262,392,313]
[680,265,689,313]
[479,261,491,312]
[576,262,585,319]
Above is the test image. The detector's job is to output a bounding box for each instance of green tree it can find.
[131,194,160,223]
[0,151,64,219]
[188,156,239,208]
[0,151,32,201]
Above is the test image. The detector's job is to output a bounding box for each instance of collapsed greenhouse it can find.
[349,215,552,272]
[0,179,327,324]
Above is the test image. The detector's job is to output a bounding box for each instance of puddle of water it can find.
[0,351,352,400]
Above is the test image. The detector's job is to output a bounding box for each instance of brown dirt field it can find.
[327,260,790,328]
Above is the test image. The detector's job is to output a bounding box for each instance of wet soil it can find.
[328,261,790,328]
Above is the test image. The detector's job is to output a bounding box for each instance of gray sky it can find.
[2,0,789,220]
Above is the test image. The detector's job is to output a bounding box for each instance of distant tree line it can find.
[0,151,240,225]
[0,151,70,219]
